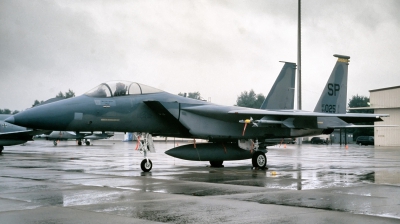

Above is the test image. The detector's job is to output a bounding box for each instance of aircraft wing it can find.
[146,101,388,126]
[144,101,392,135]
[326,124,398,129]
[228,109,388,123]
[84,132,114,140]
[185,104,391,129]
[179,104,386,122]
[0,129,51,140]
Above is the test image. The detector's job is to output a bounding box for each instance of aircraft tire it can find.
[78,140,82,146]
[209,161,224,167]
[252,151,267,168]
[53,141,57,146]
[141,159,152,172]
[85,141,90,146]
[0,146,3,153]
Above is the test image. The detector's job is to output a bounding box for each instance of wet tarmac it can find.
[1,140,400,223]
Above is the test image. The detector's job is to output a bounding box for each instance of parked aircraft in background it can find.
[6,55,391,172]
[0,114,50,153]
[36,131,114,146]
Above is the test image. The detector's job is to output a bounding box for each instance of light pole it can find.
[297,0,302,145]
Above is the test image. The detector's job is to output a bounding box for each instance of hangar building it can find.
[370,86,400,146]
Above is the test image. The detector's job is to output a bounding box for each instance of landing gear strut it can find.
[134,132,155,172]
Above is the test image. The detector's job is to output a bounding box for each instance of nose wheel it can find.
[141,159,153,172]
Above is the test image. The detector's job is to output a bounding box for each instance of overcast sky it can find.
[1,0,400,111]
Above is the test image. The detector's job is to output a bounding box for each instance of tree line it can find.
[32,89,75,107]
[178,89,266,108]
[0,109,19,115]
[347,94,373,139]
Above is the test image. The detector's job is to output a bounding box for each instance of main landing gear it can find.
[53,139,90,146]
[252,151,267,169]
[134,132,155,172]
[210,160,224,167]
[245,139,267,169]
[0,146,3,153]
[77,139,90,146]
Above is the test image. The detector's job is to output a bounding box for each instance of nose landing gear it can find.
[134,133,155,172]
[141,158,153,172]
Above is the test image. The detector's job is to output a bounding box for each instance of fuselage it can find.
[10,92,200,135]
[9,90,322,141]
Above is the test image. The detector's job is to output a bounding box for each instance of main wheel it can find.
[77,140,82,146]
[210,161,224,167]
[53,140,57,146]
[85,140,90,146]
[0,146,3,153]
[141,159,153,172]
[252,151,267,168]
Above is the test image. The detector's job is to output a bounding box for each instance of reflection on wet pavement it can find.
[0,140,400,223]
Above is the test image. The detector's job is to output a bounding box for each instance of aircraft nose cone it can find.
[4,116,15,124]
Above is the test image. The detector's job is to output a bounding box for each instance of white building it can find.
[370,86,400,146]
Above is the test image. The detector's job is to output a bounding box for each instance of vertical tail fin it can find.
[260,62,296,110]
[313,54,350,114]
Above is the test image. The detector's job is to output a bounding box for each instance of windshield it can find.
[85,81,163,97]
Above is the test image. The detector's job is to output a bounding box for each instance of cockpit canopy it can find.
[85,81,163,98]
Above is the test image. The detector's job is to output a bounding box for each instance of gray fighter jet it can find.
[6,55,390,172]
[0,114,50,152]
[37,131,114,146]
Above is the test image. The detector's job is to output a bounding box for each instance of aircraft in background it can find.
[0,114,50,153]
[6,54,391,172]
[36,131,114,146]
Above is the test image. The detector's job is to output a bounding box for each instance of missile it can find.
[165,142,266,161]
